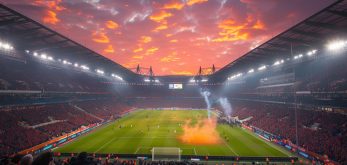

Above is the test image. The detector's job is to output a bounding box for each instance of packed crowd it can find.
[129,98,206,109]
[0,152,204,165]
[233,102,347,164]
[0,100,129,157]
[75,100,130,120]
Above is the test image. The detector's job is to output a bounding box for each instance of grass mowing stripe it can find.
[242,128,291,157]
[54,110,292,158]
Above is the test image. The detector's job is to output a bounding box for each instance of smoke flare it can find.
[218,97,232,116]
[201,90,211,119]
[178,118,221,145]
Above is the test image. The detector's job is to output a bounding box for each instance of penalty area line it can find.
[223,140,239,156]
[243,128,291,157]
[134,147,140,154]
[95,136,118,153]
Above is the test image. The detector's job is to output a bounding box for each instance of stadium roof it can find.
[211,0,347,80]
[0,4,139,80]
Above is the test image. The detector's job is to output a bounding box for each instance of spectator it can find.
[32,152,54,165]
[20,154,33,165]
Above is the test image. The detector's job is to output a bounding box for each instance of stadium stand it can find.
[0,100,129,157]
[232,102,347,163]
[0,0,347,164]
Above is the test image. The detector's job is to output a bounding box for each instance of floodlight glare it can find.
[201,79,208,82]
[307,49,317,56]
[96,69,104,75]
[40,54,47,59]
[248,69,254,73]
[327,40,346,51]
[258,65,267,71]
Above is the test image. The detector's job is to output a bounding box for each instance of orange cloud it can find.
[33,0,65,11]
[103,45,114,53]
[253,20,266,30]
[139,36,152,43]
[162,1,185,10]
[43,10,60,24]
[150,10,173,23]
[169,39,178,43]
[123,61,138,68]
[105,20,119,29]
[133,47,143,53]
[213,18,250,42]
[92,31,110,43]
[186,0,208,6]
[132,55,144,59]
[153,23,168,32]
[170,70,193,75]
[160,54,180,62]
[145,47,159,55]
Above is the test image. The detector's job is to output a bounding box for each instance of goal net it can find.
[151,147,181,161]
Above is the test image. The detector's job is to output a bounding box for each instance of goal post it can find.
[151,147,182,161]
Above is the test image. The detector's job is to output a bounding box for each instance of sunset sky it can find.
[1,0,334,75]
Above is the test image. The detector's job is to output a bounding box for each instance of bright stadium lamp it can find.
[248,69,254,73]
[47,56,54,61]
[307,49,317,56]
[33,52,38,56]
[40,54,47,59]
[96,69,104,75]
[80,65,89,70]
[258,65,266,71]
[273,60,284,66]
[294,54,303,60]
[327,40,346,51]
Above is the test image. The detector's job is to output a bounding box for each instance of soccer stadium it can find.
[0,0,346,164]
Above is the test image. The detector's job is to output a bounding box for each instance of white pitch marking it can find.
[134,147,140,154]
[95,136,118,153]
[223,140,239,156]
[243,129,291,157]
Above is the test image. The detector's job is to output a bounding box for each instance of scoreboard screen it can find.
[169,83,183,89]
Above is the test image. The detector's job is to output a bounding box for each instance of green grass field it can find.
[53,110,293,157]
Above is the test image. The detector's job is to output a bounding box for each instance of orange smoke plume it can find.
[178,118,221,145]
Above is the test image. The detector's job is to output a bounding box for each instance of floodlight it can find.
[248,69,254,73]
[258,65,266,71]
[274,59,285,66]
[307,49,317,56]
[327,40,346,51]
[96,69,104,75]
[40,54,47,59]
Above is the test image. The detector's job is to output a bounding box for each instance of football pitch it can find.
[53,110,293,157]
